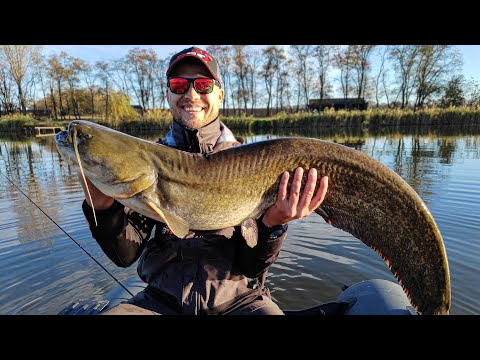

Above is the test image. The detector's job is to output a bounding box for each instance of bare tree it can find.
[334,45,355,99]
[413,45,463,109]
[274,47,287,112]
[246,48,261,116]
[83,62,98,119]
[388,45,420,108]
[374,46,389,107]
[25,69,39,116]
[126,48,158,114]
[96,61,110,120]
[289,45,314,108]
[0,66,15,116]
[151,56,168,110]
[47,77,58,120]
[279,66,291,111]
[47,53,68,119]
[232,45,250,114]
[33,54,51,115]
[260,46,280,116]
[1,45,42,114]
[110,58,132,97]
[206,45,233,115]
[289,59,304,112]
[464,77,480,106]
[313,45,336,101]
[64,56,88,119]
[382,70,391,107]
[351,45,375,99]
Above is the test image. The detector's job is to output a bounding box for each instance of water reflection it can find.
[0,124,479,314]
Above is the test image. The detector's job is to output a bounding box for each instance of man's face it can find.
[166,62,224,130]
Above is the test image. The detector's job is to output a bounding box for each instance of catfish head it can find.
[55,120,157,199]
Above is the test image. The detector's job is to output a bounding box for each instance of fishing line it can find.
[0,169,134,297]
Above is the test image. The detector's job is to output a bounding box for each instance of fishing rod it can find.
[0,169,135,298]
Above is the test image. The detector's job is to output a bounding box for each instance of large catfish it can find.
[55,120,450,315]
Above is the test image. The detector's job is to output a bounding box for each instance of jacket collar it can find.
[163,118,238,153]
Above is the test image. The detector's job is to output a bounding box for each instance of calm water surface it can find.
[1,125,479,315]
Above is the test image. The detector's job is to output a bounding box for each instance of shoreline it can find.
[2,107,480,134]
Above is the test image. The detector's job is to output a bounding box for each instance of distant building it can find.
[308,98,368,111]
[131,105,144,114]
[25,109,52,117]
[220,107,298,117]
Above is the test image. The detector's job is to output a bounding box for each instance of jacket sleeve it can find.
[237,220,287,279]
[82,199,156,268]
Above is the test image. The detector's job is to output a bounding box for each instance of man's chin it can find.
[182,118,200,128]
[176,109,219,129]
[181,117,217,130]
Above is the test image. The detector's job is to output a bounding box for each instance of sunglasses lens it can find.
[169,78,189,94]
[194,78,214,94]
[169,78,216,94]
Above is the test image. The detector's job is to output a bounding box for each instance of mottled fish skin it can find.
[56,120,451,315]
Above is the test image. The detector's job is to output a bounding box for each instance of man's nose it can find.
[183,83,200,99]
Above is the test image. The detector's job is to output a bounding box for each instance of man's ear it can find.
[219,88,225,102]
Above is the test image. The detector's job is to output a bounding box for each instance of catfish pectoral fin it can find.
[241,218,258,248]
[112,172,157,198]
[315,206,332,225]
[145,200,189,238]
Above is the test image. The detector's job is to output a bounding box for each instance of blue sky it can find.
[456,45,480,81]
[42,45,480,88]
[43,45,210,64]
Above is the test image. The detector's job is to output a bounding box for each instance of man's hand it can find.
[78,172,115,210]
[261,168,329,227]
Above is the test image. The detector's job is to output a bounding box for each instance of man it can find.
[80,46,329,315]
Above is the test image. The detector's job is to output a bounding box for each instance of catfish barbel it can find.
[55,120,450,315]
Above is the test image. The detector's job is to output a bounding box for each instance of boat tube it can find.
[58,278,419,315]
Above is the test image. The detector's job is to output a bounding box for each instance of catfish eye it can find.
[84,134,93,139]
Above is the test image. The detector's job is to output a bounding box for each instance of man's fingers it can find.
[288,167,303,213]
[309,176,329,211]
[298,168,317,210]
[277,171,289,202]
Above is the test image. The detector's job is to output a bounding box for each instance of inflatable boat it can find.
[58,278,419,315]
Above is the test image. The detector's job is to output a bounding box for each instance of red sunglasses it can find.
[167,77,221,95]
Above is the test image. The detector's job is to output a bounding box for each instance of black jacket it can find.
[82,118,287,313]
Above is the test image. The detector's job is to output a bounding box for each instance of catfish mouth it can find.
[55,129,77,165]
[68,121,94,146]
[55,127,88,164]
[55,127,87,151]
[54,130,70,147]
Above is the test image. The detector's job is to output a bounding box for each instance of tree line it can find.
[1,45,479,121]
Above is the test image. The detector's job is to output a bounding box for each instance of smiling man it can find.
[80,46,329,315]
[162,47,235,154]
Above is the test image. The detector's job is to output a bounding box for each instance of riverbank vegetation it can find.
[2,105,480,133]
[0,114,36,131]
[222,106,480,131]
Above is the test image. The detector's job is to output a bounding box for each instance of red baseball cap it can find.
[166,46,222,86]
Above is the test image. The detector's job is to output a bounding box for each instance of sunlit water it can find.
[1,125,479,315]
